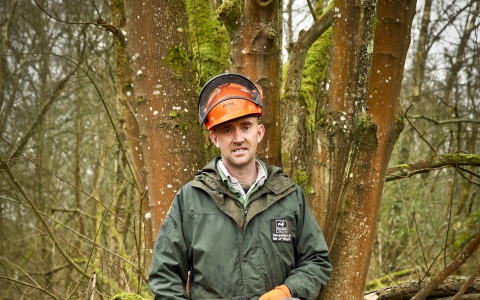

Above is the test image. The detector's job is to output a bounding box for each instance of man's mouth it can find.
[233,148,247,153]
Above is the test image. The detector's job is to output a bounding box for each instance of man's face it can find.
[209,116,265,171]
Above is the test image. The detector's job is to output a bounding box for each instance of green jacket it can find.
[149,158,331,300]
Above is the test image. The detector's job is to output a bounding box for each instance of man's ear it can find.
[209,130,219,148]
[257,124,265,143]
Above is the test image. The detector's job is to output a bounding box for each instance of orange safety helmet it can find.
[198,73,263,130]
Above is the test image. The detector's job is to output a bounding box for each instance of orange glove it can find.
[259,284,291,300]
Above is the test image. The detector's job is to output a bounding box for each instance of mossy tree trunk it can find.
[219,0,283,166]
[315,1,416,299]
[122,0,205,262]
[111,0,153,266]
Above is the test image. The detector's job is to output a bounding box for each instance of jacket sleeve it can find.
[148,192,190,300]
[283,187,332,300]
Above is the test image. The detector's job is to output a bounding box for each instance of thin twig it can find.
[0,276,60,300]
[457,167,480,187]
[411,230,480,300]
[404,104,438,154]
[306,0,318,21]
[0,152,90,279]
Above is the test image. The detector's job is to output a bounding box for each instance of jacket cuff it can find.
[284,283,302,299]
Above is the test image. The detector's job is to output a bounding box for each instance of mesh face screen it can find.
[198,73,263,126]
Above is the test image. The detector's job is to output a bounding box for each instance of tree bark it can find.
[219,0,282,166]
[111,0,153,268]
[317,1,416,299]
[123,0,205,258]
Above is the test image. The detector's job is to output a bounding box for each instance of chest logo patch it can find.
[270,219,292,242]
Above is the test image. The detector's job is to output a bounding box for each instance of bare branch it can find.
[0,276,60,300]
[306,0,317,22]
[408,115,480,125]
[404,104,438,154]
[385,153,480,181]
[411,230,480,300]
[0,152,90,280]
[451,264,480,300]
[33,0,126,46]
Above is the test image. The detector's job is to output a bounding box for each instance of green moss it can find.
[110,293,147,300]
[293,168,314,194]
[354,113,378,148]
[178,121,188,131]
[169,111,180,118]
[344,199,351,209]
[372,16,379,35]
[186,0,230,88]
[137,96,145,103]
[393,164,409,170]
[164,45,188,75]
[301,28,332,133]
[443,153,480,163]
[217,0,242,34]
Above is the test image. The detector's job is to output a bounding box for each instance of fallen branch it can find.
[411,230,480,299]
[364,277,480,300]
[366,268,417,290]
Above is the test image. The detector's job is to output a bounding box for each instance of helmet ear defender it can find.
[198,74,264,130]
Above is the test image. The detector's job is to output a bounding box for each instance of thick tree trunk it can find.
[123,0,205,259]
[317,1,416,299]
[219,0,282,166]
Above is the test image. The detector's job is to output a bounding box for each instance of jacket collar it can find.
[194,157,295,196]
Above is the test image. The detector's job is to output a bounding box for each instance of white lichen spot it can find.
[154,111,158,115]
[149,107,152,111]
[155,84,162,88]
[122,29,127,36]
[326,82,330,90]
[177,27,184,32]
[153,90,160,95]
[173,106,181,110]
[167,184,173,188]
[126,91,131,96]
[137,70,143,75]
[145,212,151,219]
[241,49,247,54]
[340,116,346,121]
[184,108,189,112]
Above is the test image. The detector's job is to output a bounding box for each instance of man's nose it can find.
[233,128,244,143]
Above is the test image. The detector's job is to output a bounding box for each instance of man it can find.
[149,73,332,300]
